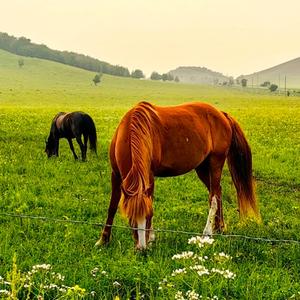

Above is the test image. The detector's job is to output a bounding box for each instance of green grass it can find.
[0,49,299,299]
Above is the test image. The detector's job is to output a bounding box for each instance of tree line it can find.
[0,32,131,77]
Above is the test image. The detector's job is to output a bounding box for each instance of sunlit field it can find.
[0,49,299,299]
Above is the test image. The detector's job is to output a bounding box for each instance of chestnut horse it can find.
[45,111,97,161]
[97,101,260,249]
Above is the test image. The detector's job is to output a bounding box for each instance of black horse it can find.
[45,112,97,161]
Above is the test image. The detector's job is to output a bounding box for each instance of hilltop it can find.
[237,57,300,88]
[0,32,131,77]
[169,66,230,85]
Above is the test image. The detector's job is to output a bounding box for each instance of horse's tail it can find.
[120,104,155,225]
[84,114,97,154]
[223,112,260,221]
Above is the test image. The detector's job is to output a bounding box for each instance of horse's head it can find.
[45,137,56,158]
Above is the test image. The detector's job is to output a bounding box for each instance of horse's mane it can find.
[121,102,160,223]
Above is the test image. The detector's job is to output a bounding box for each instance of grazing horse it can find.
[96,101,260,249]
[45,111,97,161]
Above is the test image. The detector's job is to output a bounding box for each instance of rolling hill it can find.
[237,57,300,89]
[169,66,230,85]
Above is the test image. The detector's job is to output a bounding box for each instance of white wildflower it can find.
[171,268,187,276]
[186,290,200,300]
[91,291,96,297]
[32,264,51,271]
[188,236,214,248]
[190,265,210,276]
[172,251,194,260]
[113,281,121,287]
[211,268,236,279]
[175,290,185,300]
[222,269,236,279]
[0,290,11,296]
[214,252,231,261]
[51,272,65,281]
[91,267,99,277]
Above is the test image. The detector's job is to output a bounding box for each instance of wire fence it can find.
[0,212,299,245]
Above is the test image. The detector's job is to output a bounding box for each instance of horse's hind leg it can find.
[201,154,226,235]
[76,136,86,161]
[67,138,78,160]
[83,134,88,158]
[96,172,122,246]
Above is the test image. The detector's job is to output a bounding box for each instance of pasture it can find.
[0,49,299,299]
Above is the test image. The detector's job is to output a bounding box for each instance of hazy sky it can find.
[1,0,300,77]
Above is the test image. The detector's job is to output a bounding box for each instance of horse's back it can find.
[153,102,232,175]
[111,102,232,178]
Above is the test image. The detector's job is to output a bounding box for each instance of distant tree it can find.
[174,76,180,82]
[167,73,174,81]
[269,84,278,92]
[261,81,270,87]
[241,78,247,87]
[213,78,219,85]
[150,71,162,80]
[131,69,144,79]
[18,58,24,68]
[236,79,240,85]
[162,73,168,81]
[228,77,234,86]
[92,73,102,85]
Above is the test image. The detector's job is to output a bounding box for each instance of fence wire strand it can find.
[0,212,299,245]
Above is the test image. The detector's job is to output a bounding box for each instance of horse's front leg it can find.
[67,138,78,160]
[55,138,60,157]
[95,172,121,246]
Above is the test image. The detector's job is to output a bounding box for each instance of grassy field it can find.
[0,49,299,299]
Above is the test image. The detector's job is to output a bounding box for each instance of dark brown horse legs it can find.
[96,172,121,246]
[76,136,86,161]
[67,138,78,160]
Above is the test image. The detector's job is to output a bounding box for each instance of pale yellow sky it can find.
[1,0,300,77]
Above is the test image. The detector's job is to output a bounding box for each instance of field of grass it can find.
[0,49,299,299]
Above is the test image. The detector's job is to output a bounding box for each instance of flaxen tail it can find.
[120,104,156,225]
[223,112,260,221]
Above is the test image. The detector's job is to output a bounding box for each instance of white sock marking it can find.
[203,196,218,236]
[137,218,147,249]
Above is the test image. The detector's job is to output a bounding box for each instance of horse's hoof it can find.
[135,244,148,252]
[95,236,109,247]
[202,229,213,237]
[95,238,106,247]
